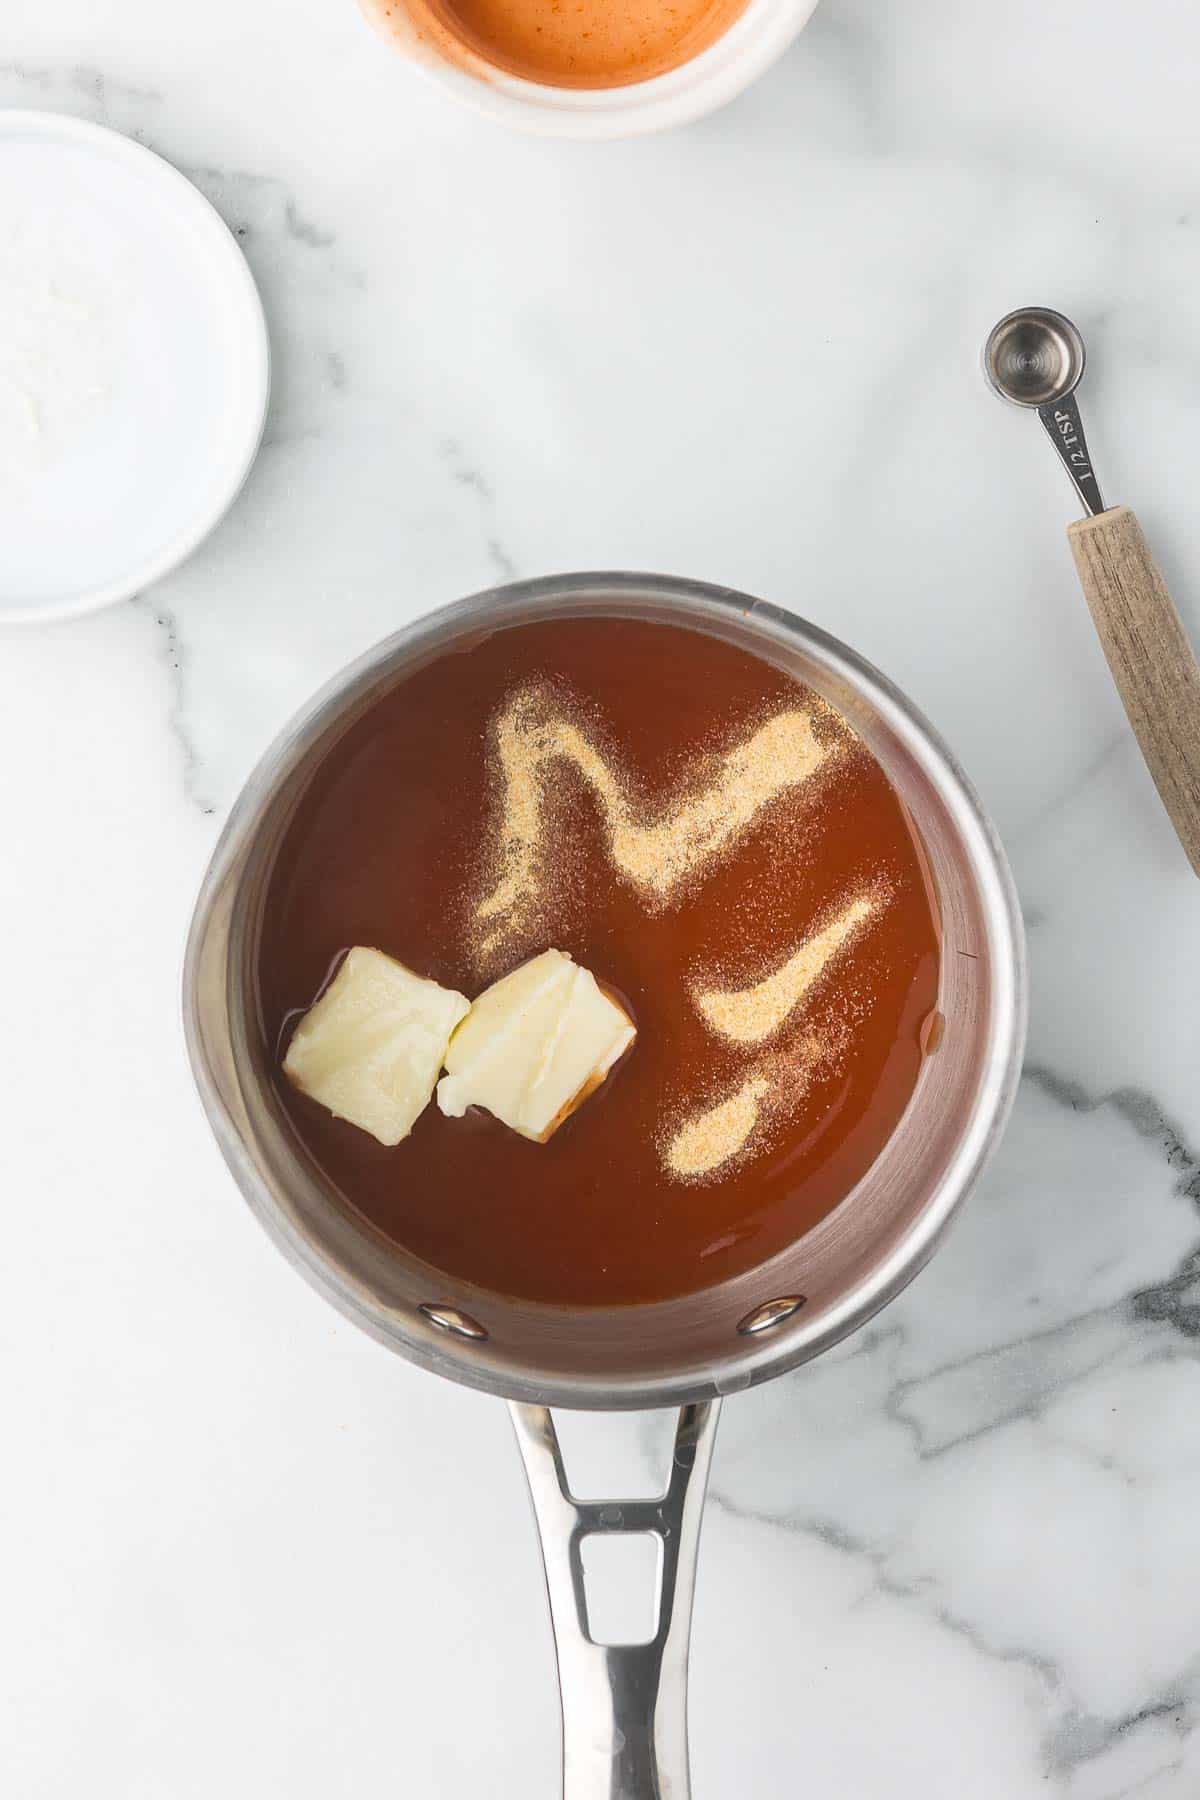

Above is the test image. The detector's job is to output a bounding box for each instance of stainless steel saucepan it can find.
[183,573,1026,1799]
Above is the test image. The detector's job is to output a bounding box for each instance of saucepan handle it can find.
[509,1399,722,1800]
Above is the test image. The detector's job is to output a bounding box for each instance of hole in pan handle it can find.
[509,1400,722,1799]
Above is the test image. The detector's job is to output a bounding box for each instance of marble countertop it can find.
[4,3,1200,1794]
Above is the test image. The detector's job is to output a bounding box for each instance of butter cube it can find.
[283,947,469,1146]
[437,948,635,1142]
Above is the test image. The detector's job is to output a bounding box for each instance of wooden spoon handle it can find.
[1068,505,1200,877]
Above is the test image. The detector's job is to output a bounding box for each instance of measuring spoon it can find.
[984,305,1200,877]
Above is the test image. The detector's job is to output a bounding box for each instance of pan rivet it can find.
[737,1295,806,1336]
[420,1302,489,1341]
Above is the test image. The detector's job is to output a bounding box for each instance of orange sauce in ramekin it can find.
[364,0,753,88]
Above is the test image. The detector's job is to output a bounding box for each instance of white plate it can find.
[0,112,270,623]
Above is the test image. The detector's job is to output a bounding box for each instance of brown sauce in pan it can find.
[256,616,940,1306]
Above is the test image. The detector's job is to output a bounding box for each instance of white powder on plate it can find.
[0,217,122,489]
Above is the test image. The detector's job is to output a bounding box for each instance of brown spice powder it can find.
[660,1026,842,1184]
[664,1075,773,1179]
[472,683,833,962]
[694,891,884,1046]
[468,679,895,1184]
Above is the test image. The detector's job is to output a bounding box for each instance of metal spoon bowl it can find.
[983,306,1086,409]
[984,305,1103,514]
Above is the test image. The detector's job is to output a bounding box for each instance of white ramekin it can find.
[361,0,821,137]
